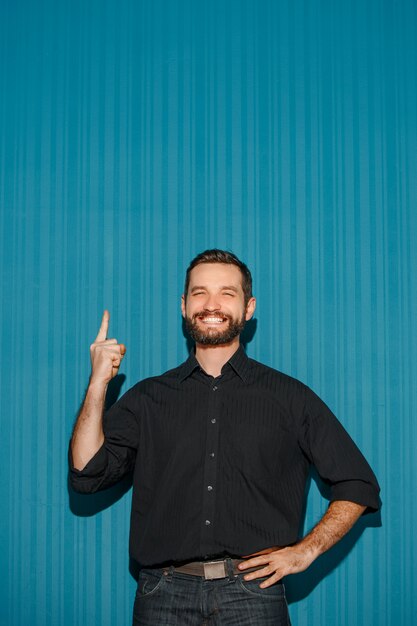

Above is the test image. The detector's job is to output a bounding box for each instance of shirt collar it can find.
[178,344,251,384]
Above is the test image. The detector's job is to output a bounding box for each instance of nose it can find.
[203,294,221,311]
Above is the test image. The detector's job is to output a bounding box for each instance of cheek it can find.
[183,303,196,319]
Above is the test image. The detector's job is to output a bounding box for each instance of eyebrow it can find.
[190,285,239,293]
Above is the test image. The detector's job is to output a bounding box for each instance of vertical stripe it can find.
[0,0,416,624]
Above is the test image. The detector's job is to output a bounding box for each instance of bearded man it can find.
[70,249,380,625]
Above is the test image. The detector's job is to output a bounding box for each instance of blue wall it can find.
[1,0,416,624]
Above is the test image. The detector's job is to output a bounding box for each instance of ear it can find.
[245,297,256,321]
[181,294,186,318]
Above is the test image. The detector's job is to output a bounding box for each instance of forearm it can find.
[71,380,107,470]
[297,500,366,565]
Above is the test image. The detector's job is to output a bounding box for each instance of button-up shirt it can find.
[69,346,380,566]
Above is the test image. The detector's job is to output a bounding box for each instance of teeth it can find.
[200,317,225,323]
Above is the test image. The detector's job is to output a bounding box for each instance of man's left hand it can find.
[238,545,314,588]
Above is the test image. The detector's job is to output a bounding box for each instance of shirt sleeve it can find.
[298,386,381,512]
[68,386,140,494]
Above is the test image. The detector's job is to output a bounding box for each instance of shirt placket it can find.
[200,377,221,557]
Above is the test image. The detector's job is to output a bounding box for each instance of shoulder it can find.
[247,355,307,393]
[106,364,183,414]
[122,362,185,396]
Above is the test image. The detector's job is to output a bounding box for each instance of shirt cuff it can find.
[68,442,107,493]
[330,480,381,512]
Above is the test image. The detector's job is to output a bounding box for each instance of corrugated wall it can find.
[1,0,416,624]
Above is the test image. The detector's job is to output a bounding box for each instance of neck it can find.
[195,339,240,377]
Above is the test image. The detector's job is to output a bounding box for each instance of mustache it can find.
[192,311,231,322]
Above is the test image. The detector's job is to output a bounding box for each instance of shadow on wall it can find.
[286,510,381,604]
[285,469,382,604]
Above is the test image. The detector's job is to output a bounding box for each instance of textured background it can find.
[1,0,416,624]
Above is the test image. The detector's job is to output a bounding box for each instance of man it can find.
[70,249,380,625]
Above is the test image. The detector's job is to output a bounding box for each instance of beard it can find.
[185,311,246,345]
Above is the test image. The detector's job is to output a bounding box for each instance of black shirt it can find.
[69,346,380,566]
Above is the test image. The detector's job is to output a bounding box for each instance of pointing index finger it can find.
[95,310,110,342]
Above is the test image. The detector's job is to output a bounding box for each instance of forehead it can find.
[188,263,244,290]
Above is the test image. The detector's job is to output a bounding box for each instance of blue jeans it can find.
[132,562,292,625]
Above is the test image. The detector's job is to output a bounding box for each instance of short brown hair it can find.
[184,249,253,304]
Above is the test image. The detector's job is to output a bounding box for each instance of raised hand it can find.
[89,310,126,385]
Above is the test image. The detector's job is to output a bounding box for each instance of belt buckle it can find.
[203,560,227,580]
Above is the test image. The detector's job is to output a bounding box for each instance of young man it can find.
[70,249,380,625]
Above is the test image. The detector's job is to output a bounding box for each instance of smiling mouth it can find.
[197,314,228,325]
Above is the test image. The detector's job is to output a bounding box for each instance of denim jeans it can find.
[132,561,292,625]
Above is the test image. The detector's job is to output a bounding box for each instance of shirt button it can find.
[211,418,216,424]
[205,519,211,525]
[212,386,218,391]
[207,485,213,491]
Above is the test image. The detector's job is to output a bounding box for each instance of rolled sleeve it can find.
[68,444,109,493]
[69,387,140,494]
[300,387,381,512]
[330,479,380,511]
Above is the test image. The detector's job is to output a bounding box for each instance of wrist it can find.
[88,377,109,395]
[293,538,321,565]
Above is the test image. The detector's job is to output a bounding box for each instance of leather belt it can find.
[169,558,262,580]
